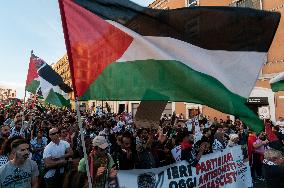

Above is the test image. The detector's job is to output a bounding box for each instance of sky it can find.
[0,0,154,99]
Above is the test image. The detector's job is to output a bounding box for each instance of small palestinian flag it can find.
[25,52,72,107]
[59,0,280,133]
[270,72,284,92]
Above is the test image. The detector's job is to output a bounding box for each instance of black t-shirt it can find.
[263,164,284,188]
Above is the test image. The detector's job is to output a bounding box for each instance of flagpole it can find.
[58,1,92,187]
[22,50,33,128]
[75,98,92,188]
[22,89,27,128]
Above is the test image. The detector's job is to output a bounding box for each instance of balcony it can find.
[229,0,262,9]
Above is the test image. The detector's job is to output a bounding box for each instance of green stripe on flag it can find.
[26,80,40,94]
[271,80,284,92]
[80,60,263,133]
[45,89,71,107]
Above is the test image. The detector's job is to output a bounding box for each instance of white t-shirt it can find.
[43,140,70,178]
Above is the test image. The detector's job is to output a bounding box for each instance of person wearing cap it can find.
[78,135,117,188]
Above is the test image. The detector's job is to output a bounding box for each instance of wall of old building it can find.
[175,102,187,117]
[202,106,229,121]
[149,0,186,9]
[199,0,231,6]
[262,0,284,74]
[275,91,284,120]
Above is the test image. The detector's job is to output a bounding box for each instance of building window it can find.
[229,0,262,9]
[187,0,198,7]
[151,0,169,10]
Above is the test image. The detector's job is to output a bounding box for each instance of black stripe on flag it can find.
[74,0,280,52]
[38,64,73,93]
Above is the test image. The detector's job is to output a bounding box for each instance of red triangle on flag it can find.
[61,0,133,97]
[26,56,39,87]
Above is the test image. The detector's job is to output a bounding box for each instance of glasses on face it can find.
[49,131,58,136]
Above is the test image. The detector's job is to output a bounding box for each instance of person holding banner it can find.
[195,128,213,154]
[212,130,227,153]
[179,129,208,167]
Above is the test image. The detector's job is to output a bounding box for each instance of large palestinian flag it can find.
[59,0,280,132]
[26,53,72,107]
[270,71,284,92]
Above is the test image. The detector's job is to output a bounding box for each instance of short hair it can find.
[11,139,29,150]
[122,131,132,139]
[202,128,210,134]
[0,136,23,155]
[14,120,22,125]
[264,149,282,161]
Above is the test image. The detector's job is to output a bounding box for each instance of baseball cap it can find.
[92,136,109,149]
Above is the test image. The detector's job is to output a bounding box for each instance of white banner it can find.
[117,146,252,188]
[171,145,181,162]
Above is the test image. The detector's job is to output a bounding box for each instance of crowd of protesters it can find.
[0,98,284,188]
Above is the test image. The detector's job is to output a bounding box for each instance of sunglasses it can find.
[49,131,58,136]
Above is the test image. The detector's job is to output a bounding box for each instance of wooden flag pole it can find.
[75,98,92,188]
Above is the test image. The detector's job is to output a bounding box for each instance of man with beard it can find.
[78,136,117,188]
[0,125,10,141]
[0,139,39,188]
